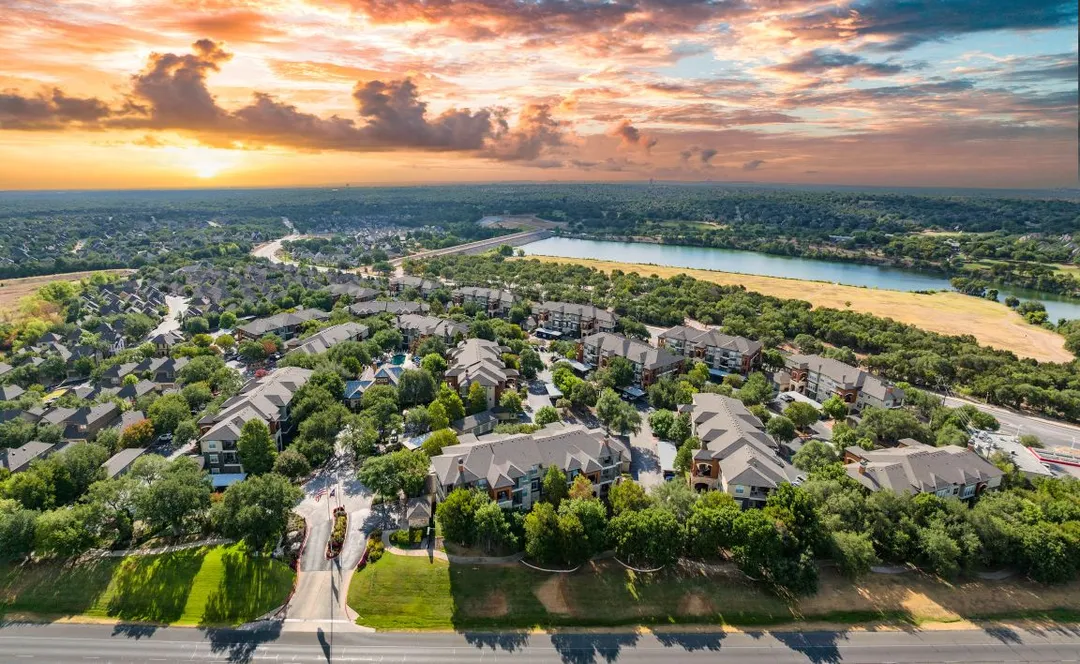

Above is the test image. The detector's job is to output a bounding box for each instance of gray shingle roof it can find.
[580,332,682,371]
[287,322,368,357]
[659,325,762,356]
[533,301,618,326]
[237,308,329,337]
[845,440,1004,494]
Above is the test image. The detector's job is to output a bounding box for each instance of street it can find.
[942,394,1080,448]
[2,621,1079,663]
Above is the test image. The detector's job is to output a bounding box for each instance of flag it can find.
[329,486,337,498]
[314,487,327,502]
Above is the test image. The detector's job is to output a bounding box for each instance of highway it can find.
[2,622,1079,663]
[942,394,1080,447]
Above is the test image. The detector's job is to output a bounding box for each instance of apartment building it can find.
[431,422,630,510]
[531,302,618,338]
[658,326,763,376]
[444,338,518,410]
[452,287,517,317]
[844,439,1003,499]
[686,393,802,507]
[395,314,468,351]
[348,301,429,317]
[235,308,330,341]
[198,367,312,476]
[578,332,683,388]
[783,354,904,410]
[285,322,368,357]
[389,275,441,296]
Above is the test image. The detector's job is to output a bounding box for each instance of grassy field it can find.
[347,554,1080,631]
[0,270,132,316]
[0,544,294,626]
[522,256,1073,364]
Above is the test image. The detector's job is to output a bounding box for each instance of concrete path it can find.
[629,404,663,488]
[147,295,189,337]
[103,538,232,557]
[380,530,524,565]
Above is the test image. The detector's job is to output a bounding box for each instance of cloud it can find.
[484,102,564,161]
[607,119,657,151]
[742,159,765,170]
[126,38,233,128]
[0,88,112,130]
[766,49,905,85]
[772,0,1078,51]
[649,105,801,127]
[679,145,718,164]
[351,78,493,150]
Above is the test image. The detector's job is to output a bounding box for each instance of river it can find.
[521,237,1080,322]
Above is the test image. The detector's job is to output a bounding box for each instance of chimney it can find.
[858,460,868,475]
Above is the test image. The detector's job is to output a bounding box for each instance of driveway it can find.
[286,445,372,631]
[628,404,663,488]
[148,295,188,337]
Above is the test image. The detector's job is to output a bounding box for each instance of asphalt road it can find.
[942,394,1080,447]
[2,622,1079,663]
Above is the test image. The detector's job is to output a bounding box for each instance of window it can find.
[208,442,217,450]
[734,486,744,494]
[208,454,219,464]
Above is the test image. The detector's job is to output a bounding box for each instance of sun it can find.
[162,145,242,179]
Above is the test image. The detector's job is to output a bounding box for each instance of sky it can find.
[0,0,1076,190]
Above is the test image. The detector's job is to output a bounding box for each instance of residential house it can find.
[452,287,517,317]
[0,361,14,380]
[327,283,379,303]
[686,393,803,507]
[444,338,518,409]
[658,326,762,376]
[198,367,312,476]
[396,314,468,351]
[286,322,368,357]
[390,275,440,296]
[54,403,121,441]
[235,308,330,341]
[844,439,1003,499]
[531,302,618,338]
[348,301,429,317]
[783,354,904,411]
[101,362,139,387]
[578,332,683,389]
[135,356,190,385]
[431,422,631,510]
[147,330,185,357]
[116,379,160,402]
[101,447,148,479]
[344,364,404,409]
[0,441,58,473]
[0,384,25,401]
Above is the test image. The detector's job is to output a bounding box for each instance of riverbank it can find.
[522,256,1073,364]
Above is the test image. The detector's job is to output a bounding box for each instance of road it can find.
[2,622,1079,663]
[941,394,1080,447]
[389,228,552,267]
[147,294,189,337]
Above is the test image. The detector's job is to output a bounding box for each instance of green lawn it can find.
[348,553,1080,631]
[0,544,294,626]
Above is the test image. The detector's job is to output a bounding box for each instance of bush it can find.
[327,507,348,558]
[365,536,385,563]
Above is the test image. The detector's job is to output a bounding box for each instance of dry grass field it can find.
[523,256,1073,364]
[0,270,131,314]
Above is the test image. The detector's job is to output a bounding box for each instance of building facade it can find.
[658,326,763,376]
[577,332,683,388]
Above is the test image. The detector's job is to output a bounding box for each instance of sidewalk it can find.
[102,538,232,557]
[380,530,523,565]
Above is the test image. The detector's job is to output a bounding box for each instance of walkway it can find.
[380,530,524,565]
[102,537,231,557]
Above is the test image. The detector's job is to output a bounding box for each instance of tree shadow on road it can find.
[463,631,531,652]
[548,631,640,664]
[111,622,158,639]
[652,630,726,651]
[771,630,844,664]
[200,620,283,663]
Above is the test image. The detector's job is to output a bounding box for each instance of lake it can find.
[521,237,1080,322]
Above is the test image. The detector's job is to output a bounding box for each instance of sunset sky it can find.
[0,0,1076,190]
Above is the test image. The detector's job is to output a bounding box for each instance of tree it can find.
[399,369,437,407]
[830,530,878,578]
[5,470,54,510]
[136,456,211,536]
[524,502,562,564]
[357,449,429,499]
[765,415,796,443]
[237,419,277,475]
[668,412,692,444]
[596,388,641,435]
[174,419,199,447]
[821,395,849,420]
[568,474,594,501]
[650,479,698,521]
[340,418,380,459]
[648,409,675,440]
[214,474,302,552]
[219,311,237,329]
[604,357,635,388]
[52,442,110,504]
[519,348,543,379]
[559,497,608,560]
[34,505,99,557]
[466,382,488,414]
[783,402,820,430]
[422,428,458,457]
[427,401,450,431]
[436,384,466,422]
[120,419,156,448]
[310,369,346,400]
[568,381,598,408]
[499,390,523,414]
[474,500,516,554]
[147,394,191,435]
[686,361,710,389]
[732,509,818,595]
[792,440,840,473]
[436,488,489,546]
[420,353,447,377]
[608,506,684,566]
[0,503,37,562]
[542,466,568,508]
[686,492,740,558]
[273,448,311,481]
[736,372,773,406]
[609,479,651,515]
[534,405,560,427]
[674,436,700,475]
[181,382,213,411]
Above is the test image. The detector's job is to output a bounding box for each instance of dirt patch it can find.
[521,256,1072,364]
[678,592,715,617]
[0,270,132,315]
[534,575,573,615]
[469,590,509,618]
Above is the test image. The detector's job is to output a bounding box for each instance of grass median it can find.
[347,553,1080,631]
[0,543,294,626]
